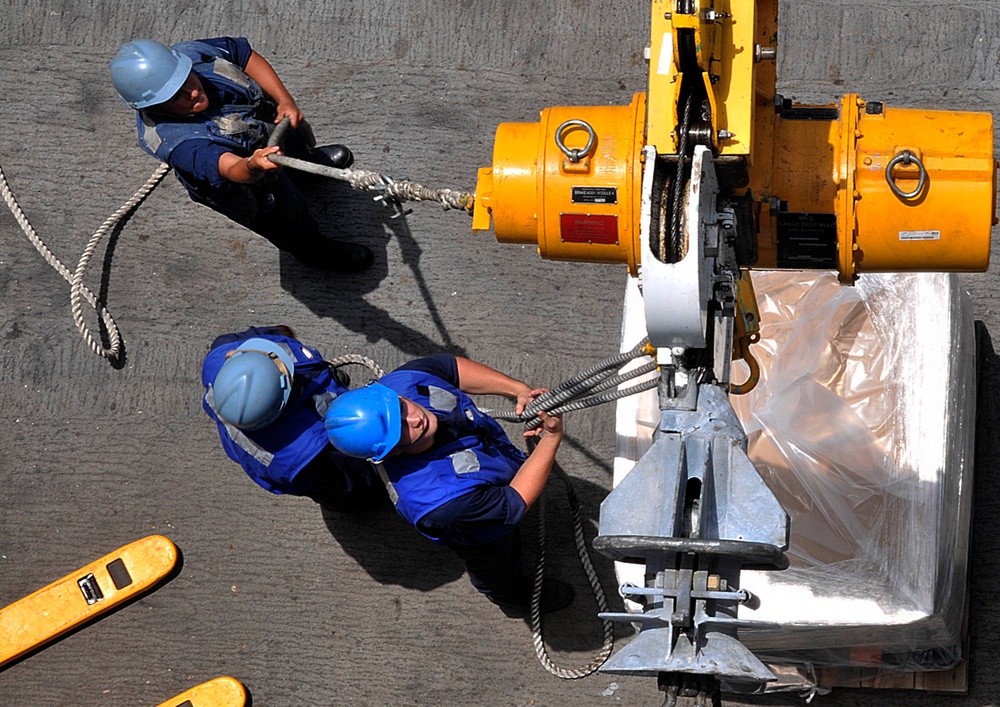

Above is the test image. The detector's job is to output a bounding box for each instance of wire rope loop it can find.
[884,150,927,200]
[555,119,596,163]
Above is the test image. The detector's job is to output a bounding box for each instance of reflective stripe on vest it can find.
[449,449,480,474]
[204,385,275,466]
[137,42,270,163]
[373,462,400,505]
[428,385,457,412]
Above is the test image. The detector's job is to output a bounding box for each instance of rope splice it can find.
[267,118,476,218]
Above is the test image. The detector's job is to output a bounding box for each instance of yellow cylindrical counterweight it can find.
[848,98,995,279]
[473,92,647,276]
[754,94,995,281]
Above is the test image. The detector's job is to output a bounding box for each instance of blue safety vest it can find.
[376,369,526,539]
[202,335,348,495]
[136,40,273,165]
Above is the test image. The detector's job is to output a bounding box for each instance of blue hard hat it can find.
[211,339,296,431]
[324,383,402,461]
[110,39,193,109]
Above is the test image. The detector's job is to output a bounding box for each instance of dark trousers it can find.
[189,128,329,262]
[295,449,389,511]
[446,528,527,600]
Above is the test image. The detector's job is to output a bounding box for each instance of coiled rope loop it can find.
[530,465,616,679]
[327,354,385,379]
[1,159,170,361]
[4,118,475,362]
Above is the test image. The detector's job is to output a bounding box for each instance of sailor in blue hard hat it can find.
[201,326,384,510]
[321,383,403,461]
[110,37,372,273]
[324,353,575,618]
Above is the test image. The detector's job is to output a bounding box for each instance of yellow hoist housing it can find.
[473,93,648,274]
[472,0,995,283]
[755,94,995,281]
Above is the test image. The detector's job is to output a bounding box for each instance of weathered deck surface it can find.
[1,2,999,705]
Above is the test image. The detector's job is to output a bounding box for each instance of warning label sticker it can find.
[560,213,619,244]
[899,230,941,241]
[571,186,618,204]
[776,212,837,269]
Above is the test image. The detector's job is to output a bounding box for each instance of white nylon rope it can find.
[1,160,170,360]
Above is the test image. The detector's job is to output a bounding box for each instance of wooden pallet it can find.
[815,589,970,693]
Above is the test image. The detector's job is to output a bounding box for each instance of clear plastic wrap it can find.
[614,270,975,685]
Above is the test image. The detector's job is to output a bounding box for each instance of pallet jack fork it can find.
[155,675,248,707]
[0,534,179,668]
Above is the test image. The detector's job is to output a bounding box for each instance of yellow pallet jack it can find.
[0,534,179,668]
[155,675,248,707]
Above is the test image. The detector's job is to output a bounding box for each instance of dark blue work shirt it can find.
[166,36,257,189]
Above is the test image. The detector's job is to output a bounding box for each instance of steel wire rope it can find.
[488,338,656,428]
[555,359,659,399]
[0,159,171,360]
[523,337,654,416]
[535,372,660,425]
[519,361,659,430]
[481,340,658,678]
[669,94,695,261]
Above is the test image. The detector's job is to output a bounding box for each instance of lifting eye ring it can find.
[885,150,928,200]
[555,119,596,163]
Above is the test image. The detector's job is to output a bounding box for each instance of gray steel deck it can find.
[2,2,999,705]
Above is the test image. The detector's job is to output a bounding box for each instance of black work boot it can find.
[308,144,354,170]
[295,241,374,273]
[486,578,576,619]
